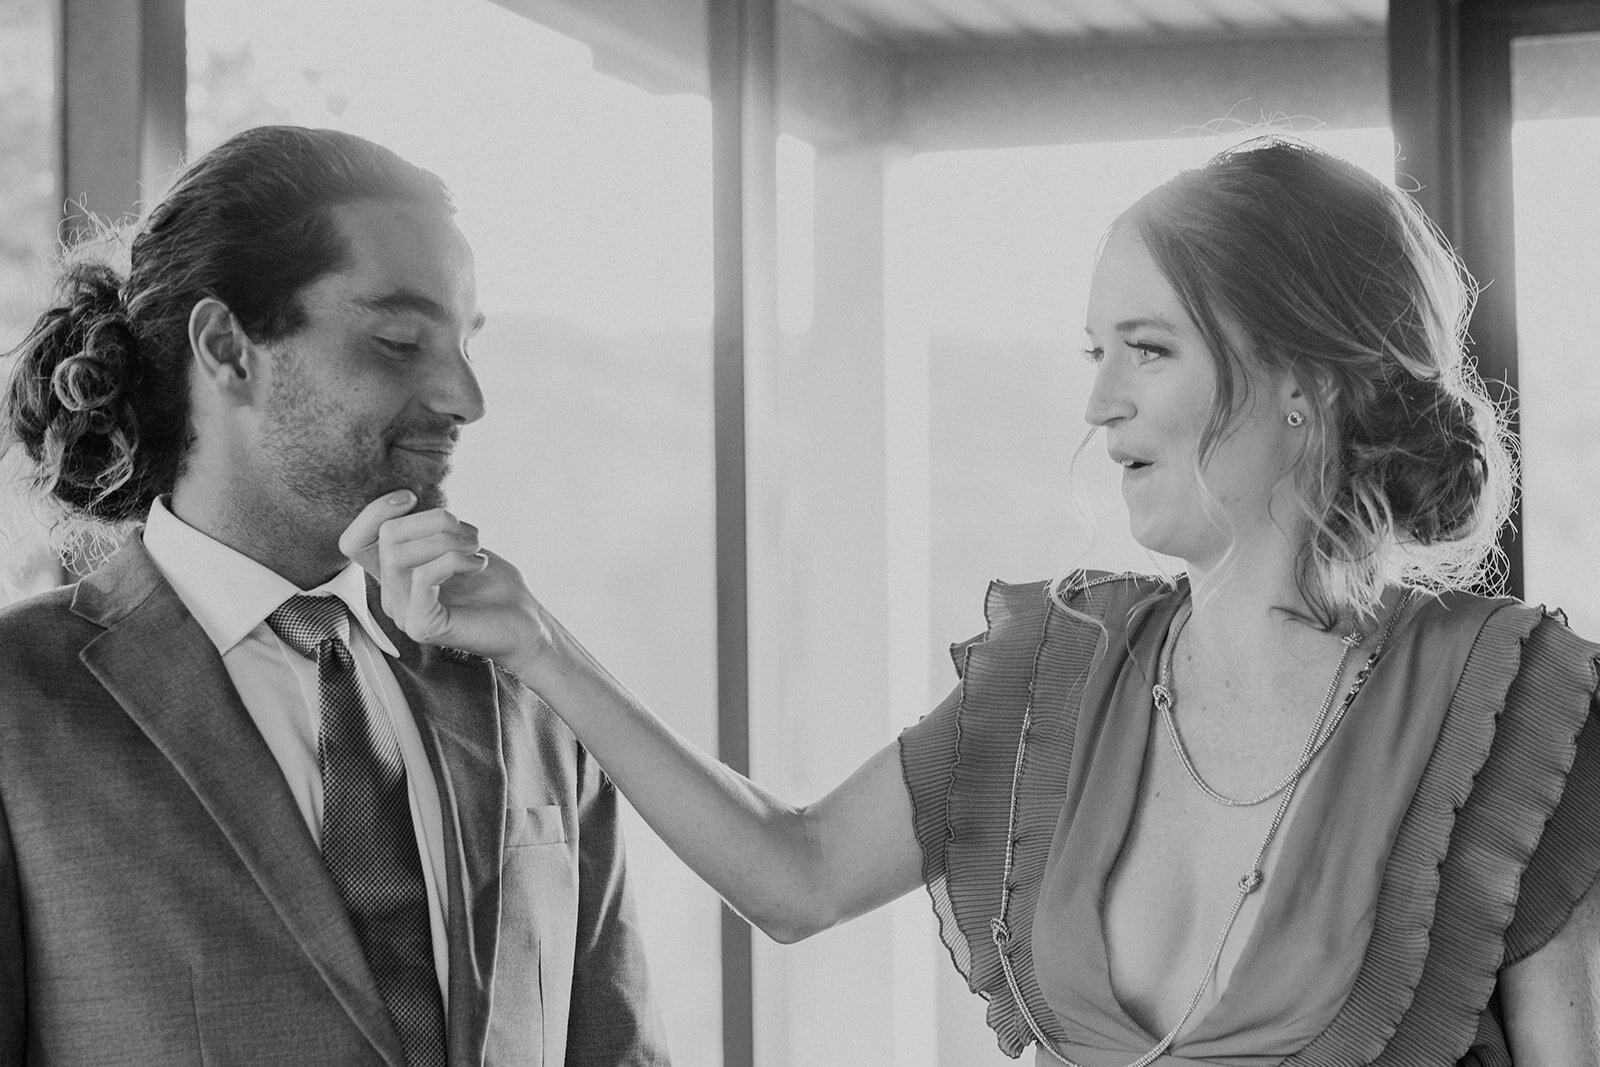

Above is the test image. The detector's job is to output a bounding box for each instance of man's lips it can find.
[393,441,455,463]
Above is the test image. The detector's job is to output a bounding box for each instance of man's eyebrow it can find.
[354,289,487,333]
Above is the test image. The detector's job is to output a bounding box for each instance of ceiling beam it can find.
[489,0,896,146]
[488,0,710,95]
[487,2,1391,150]
[893,30,1389,150]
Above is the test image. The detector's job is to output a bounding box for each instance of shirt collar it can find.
[142,497,401,659]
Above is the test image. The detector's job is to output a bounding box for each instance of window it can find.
[0,0,61,605]
[1512,31,1600,637]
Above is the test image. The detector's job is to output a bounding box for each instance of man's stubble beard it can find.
[258,358,450,529]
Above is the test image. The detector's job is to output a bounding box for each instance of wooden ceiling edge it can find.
[885,21,1386,58]
[893,29,1390,151]
[778,4,907,147]
[482,0,1394,151]
[486,0,712,95]
[486,0,908,146]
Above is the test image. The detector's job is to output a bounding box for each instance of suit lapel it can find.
[374,593,507,1067]
[73,542,409,1067]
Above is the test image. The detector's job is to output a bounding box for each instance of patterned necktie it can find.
[268,595,448,1067]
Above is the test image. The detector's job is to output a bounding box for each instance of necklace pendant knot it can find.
[1239,870,1262,894]
[1151,684,1172,713]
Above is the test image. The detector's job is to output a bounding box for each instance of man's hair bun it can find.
[4,261,153,523]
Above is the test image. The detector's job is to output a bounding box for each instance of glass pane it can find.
[1512,32,1600,637]
[187,4,721,1060]
[0,0,61,605]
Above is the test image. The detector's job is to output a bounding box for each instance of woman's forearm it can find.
[340,495,924,940]
[505,628,845,943]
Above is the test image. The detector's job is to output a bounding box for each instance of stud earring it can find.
[1286,411,1305,427]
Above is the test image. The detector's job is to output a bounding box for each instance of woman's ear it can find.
[1282,373,1338,417]
[188,297,264,406]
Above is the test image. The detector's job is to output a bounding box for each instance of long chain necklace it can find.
[1156,603,1358,808]
[991,588,1414,1067]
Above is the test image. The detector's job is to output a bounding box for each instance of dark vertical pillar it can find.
[1388,0,1523,596]
[1388,0,1462,239]
[1455,6,1521,597]
[59,0,186,238]
[709,0,776,1064]
[139,0,187,194]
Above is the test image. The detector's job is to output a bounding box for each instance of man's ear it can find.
[188,297,265,405]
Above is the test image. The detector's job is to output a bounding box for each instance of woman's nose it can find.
[1084,356,1134,427]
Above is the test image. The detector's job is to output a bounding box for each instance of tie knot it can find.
[267,594,351,660]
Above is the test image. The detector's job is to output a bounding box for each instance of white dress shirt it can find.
[143,498,450,1001]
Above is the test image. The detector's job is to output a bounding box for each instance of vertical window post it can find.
[709,0,776,1063]
[59,0,186,240]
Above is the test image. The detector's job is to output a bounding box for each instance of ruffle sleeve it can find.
[1500,613,1600,964]
[1285,602,1600,1067]
[897,573,1165,1058]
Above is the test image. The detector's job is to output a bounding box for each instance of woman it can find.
[347,136,1600,1064]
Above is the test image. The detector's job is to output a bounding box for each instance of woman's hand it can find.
[339,490,925,943]
[339,490,553,675]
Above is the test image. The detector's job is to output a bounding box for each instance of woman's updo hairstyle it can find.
[2,125,452,543]
[1113,134,1514,626]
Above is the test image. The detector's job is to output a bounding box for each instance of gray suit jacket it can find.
[0,539,669,1066]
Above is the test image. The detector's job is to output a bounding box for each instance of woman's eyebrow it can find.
[1113,314,1180,334]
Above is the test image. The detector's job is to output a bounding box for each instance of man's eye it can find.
[376,337,420,355]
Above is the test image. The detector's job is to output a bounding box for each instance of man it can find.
[0,126,668,1065]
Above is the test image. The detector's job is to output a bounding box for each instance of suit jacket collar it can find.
[72,539,507,1066]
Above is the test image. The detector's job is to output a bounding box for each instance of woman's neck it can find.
[1181,545,1343,667]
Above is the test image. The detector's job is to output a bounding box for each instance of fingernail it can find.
[387,490,414,505]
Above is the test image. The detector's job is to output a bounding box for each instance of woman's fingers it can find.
[340,494,486,628]
[342,495,538,662]
[404,552,492,638]
[376,529,482,574]
[339,489,419,573]
[341,491,481,571]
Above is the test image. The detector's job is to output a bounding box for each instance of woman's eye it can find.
[1131,342,1169,363]
[1081,346,1105,365]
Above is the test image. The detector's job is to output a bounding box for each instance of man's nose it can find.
[432,348,485,424]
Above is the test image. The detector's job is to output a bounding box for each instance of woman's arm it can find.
[341,492,927,943]
[1500,874,1600,1065]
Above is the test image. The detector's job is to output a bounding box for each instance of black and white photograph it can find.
[2,1,1598,1064]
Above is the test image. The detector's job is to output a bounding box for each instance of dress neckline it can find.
[1035,584,1445,1059]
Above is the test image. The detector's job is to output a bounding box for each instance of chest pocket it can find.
[507,803,567,847]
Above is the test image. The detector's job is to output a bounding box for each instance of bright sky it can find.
[891,127,1397,339]
[188,0,718,333]
[1513,115,1600,636]
[186,1,1395,341]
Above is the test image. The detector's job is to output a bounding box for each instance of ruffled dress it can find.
[898,573,1600,1066]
